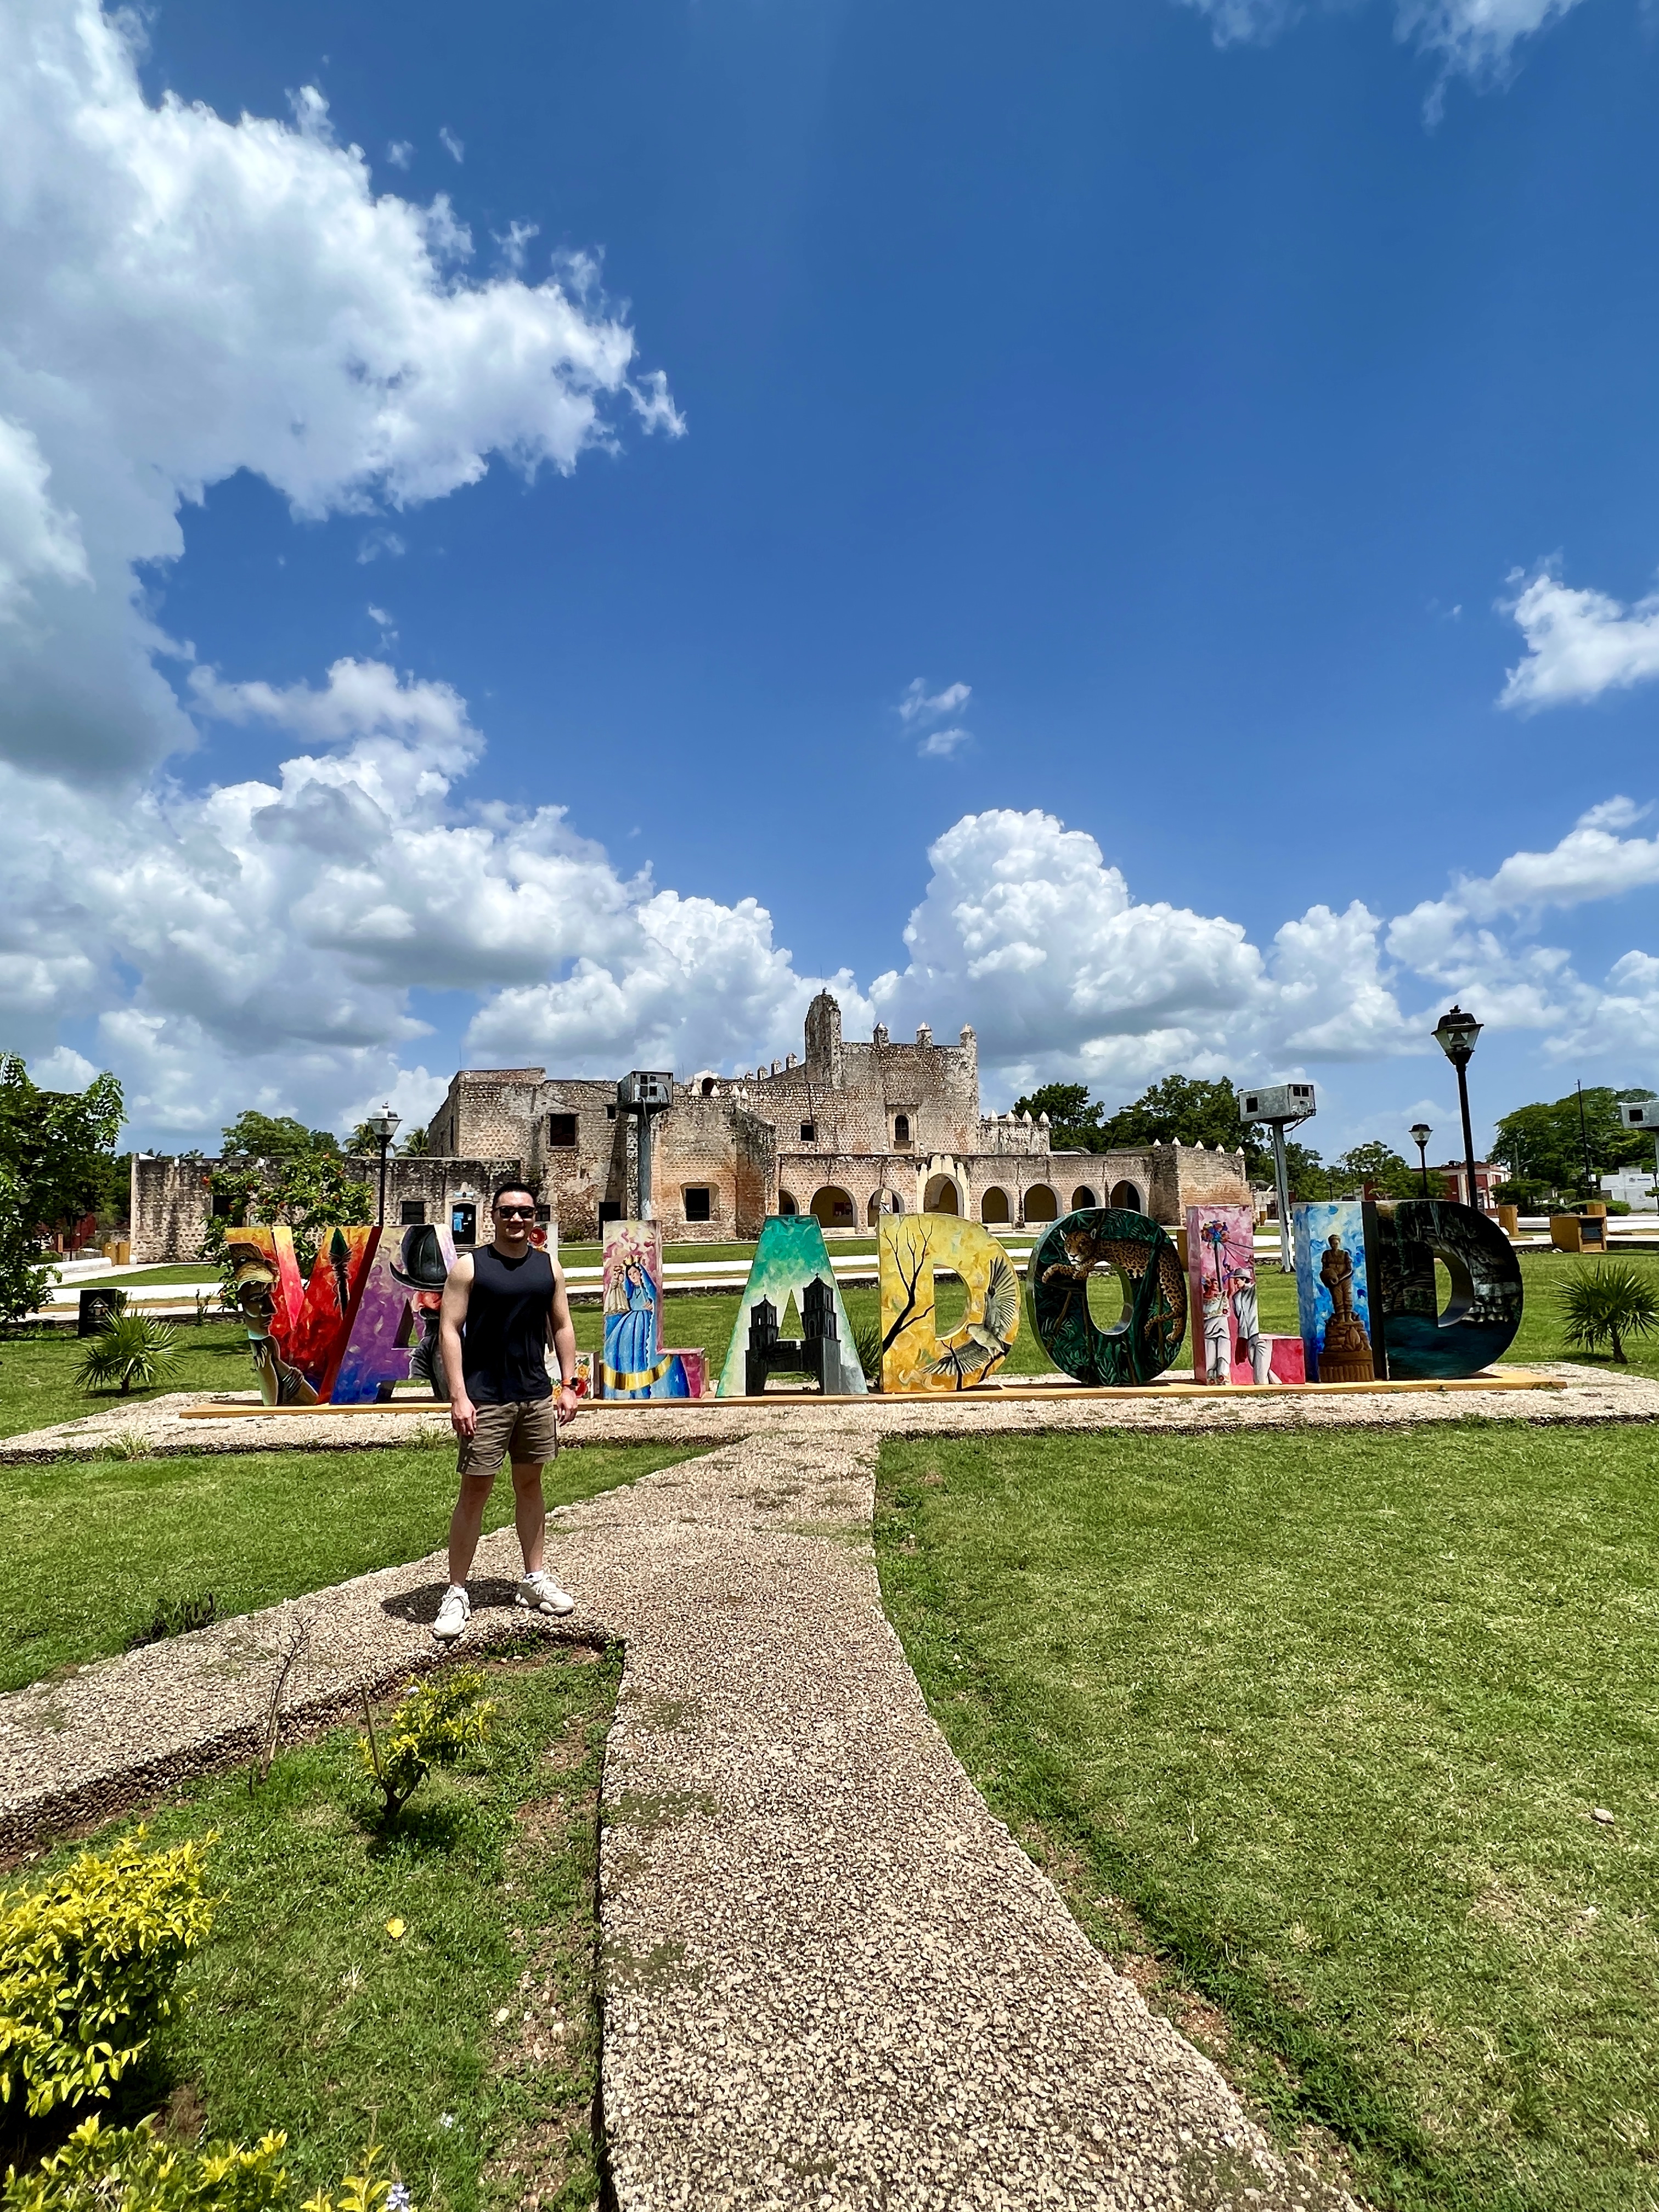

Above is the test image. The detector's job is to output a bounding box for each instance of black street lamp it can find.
[366,1103,402,1226]
[1433,1007,1483,1211]
[1410,1122,1432,1198]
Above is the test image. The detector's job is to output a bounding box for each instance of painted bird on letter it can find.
[925,1252,1020,1388]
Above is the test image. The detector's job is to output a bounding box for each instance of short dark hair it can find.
[492,1180,537,1209]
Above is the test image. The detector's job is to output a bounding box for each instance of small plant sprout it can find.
[75,1311,180,1397]
[359,1671,494,1822]
[1558,1259,1659,1364]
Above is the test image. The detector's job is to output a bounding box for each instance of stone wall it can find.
[129,1152,527,1264]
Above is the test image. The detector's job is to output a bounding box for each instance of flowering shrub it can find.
[359,1672,494,1822]
[1,2119,409,2212]
[0,1836,215,2118]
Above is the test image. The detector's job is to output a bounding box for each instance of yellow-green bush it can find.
[0,1836,215,2118]
[1,2117,406,2212]
[359,1671,493,1821]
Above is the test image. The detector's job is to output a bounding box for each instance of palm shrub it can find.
[0,1835,215,2118]
[852,1315,883,1389]
[1558,1259,1659,1364]
[75,1312,179,1397]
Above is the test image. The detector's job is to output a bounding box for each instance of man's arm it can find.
[547,1262,580,1417]
[440,1253,477,1439]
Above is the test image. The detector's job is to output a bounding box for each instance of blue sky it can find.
[3,0,1658,1163]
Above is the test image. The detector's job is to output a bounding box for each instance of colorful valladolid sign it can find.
[599,1220,706,1401]
[227,1189,1522,1406]
[1186,1204,1305,1386]
[227,1221,456,1406]
[716,1214,866,1397]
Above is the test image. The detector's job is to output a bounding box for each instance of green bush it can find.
[1558,1259,1659,1364]
[359,1672,493,1822]
[1,2117,404,2212]
[0,1836,215,2118]
[75,1314,180,1398]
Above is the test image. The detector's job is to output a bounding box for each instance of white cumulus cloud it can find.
[0,0,680,782]
[1500,566,1659,709]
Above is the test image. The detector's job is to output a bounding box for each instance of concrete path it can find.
[0,1418,1361,2210]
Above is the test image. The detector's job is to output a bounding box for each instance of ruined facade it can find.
[428,993,1250,1243]
[131,993,1251,1260]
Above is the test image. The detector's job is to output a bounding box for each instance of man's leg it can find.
[510,1402,573,1616]
[510,1460,545,1575]
[448,1470,497,1585]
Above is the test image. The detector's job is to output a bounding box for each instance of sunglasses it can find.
[495,1205,537,1218]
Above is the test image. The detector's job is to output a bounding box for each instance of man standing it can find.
[433,1182,580,1644]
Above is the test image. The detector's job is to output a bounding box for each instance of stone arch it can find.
[811,1184,856,1229]
[866,1191,889,1226]
[1071,1186,1098,1211]
[778,1189,798,1217]
[700,1076,716,1097]
[980,1186,1011,1225]
[1109,1180,1143,1213]
[1023,1183,1058,1223]
[923,1174,961,1215]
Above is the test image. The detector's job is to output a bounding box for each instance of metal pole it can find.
[637,1106,654,1222]
[1416,1136,1430,1197]
[1456,1062,1479,1212]
[1577,1081,1594,1198]
[377,1136,389,1227]
[1272,1121,1293,1273]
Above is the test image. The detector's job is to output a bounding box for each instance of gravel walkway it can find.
[4,1374,1655,2206]
[2,1361,1650,1465]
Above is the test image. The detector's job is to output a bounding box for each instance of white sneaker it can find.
[517,1570,575,1617]
[433,1584,471,1644]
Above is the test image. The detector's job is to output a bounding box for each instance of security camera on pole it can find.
[617,1071,674,1220]
[1238,1082,1317,1273]
[1618,1098,1659,1209]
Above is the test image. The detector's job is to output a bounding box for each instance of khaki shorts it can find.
[458,1397,560,1479]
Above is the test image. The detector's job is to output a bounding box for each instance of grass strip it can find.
[876,1422,1659,2212]
[4,1646,618,2212]
[0,1436,695,1694]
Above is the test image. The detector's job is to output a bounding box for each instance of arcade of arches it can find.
[796,1177,1155,1231]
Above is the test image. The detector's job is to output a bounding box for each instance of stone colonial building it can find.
[129,992,1251,1259]
[427,992,1249,1242]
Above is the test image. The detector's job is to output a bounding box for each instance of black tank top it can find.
[462,1245,556,1403]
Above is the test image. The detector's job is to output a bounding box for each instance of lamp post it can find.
[366,1103,401,1226]
[1410,1122,1432,1199]
[1432,1007,1482,1211]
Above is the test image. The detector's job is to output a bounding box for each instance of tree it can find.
[1009,1084,1104,1150]
[201,1150,374,1286]
[1099,1075,1269,1178]
[1330,1142,1422,1199]
[1280,1139,1330,1202]
[1493,1087,1652,1199]
[0,1056,125,1235]
[219,1111,341,1161]
[0,1056,125,1328]
[397,1126,431,1156]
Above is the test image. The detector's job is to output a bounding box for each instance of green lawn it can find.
[876,1424,1659,2212]
[10,1648,616,2212]
[0,1321,259,1437]
[0,1436,696,1693]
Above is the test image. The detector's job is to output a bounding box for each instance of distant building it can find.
[1430,1160,1504,1210]
[129,992,1251,1260]
[1601,1167,1658,1211]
